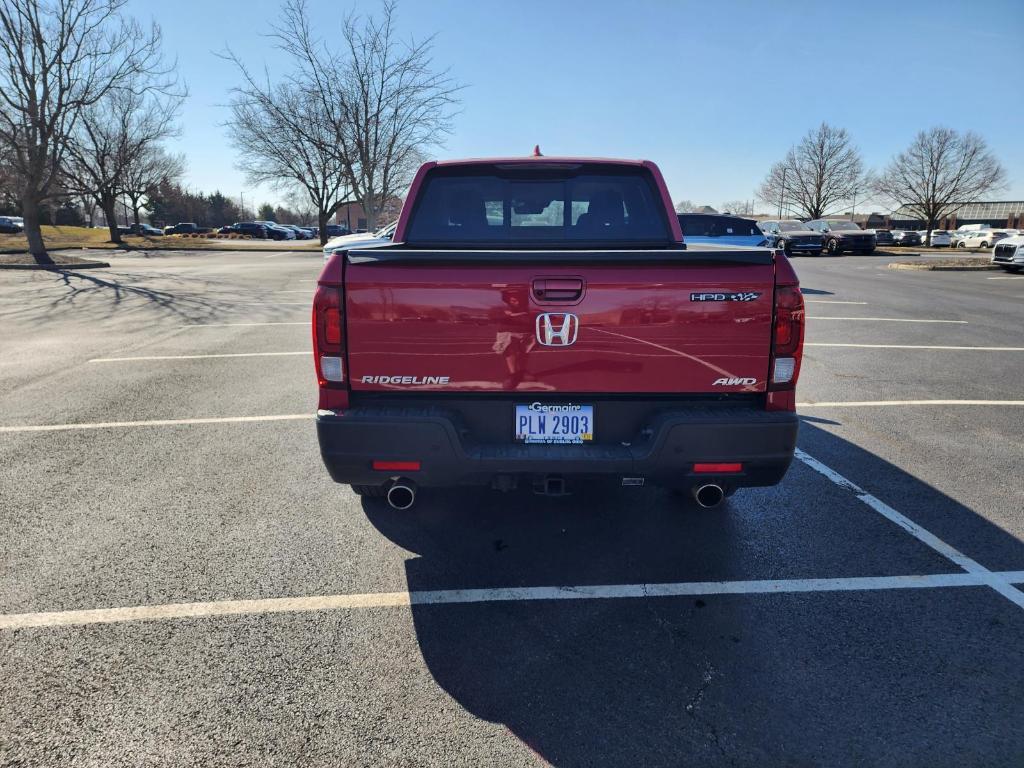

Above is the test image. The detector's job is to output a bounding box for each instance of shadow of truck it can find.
[363,421,1024,767]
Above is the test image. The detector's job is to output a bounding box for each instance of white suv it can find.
[917,230,951,247]
[992,235,1024,272]
[955,230,1008,249]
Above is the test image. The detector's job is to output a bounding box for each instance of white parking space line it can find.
[233,302,310,306]
[274,290,315,293]
[987,276,1024,280]
[795,449,1024,609]
[803,300,868,305]
[178,322,307,328]
[806,343,1024,352]
[0,414,309,433]
[88,351,308,363]
[799,400,1024,407]
[4,571,1022,631]
[807,316,967,324]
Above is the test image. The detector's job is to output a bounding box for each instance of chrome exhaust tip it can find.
[386,481,416,510]
[693,484,726,509]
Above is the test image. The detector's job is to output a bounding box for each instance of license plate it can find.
[515,404,593,444]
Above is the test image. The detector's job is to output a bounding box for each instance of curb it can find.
[111,245,320,254]
[0,261,110,270]
[887,262,998,272]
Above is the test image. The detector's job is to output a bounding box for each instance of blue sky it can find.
[134,0,1023,212]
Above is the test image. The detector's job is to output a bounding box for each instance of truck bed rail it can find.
[346,245,774,266]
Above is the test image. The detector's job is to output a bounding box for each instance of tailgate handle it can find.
[533,278,583,302]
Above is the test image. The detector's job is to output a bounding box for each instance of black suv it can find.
[805,219,876,255]
[758,220,824,256]
[221,222,269,238]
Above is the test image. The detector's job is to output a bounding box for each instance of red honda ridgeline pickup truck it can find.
[313,156,804,510]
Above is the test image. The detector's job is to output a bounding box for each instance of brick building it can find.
[334,197,404,233]
[889,201,1024,230]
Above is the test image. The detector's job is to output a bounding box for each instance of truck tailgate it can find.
[343,249,775,394]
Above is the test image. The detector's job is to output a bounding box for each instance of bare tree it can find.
[123,145,185,225]
[873,127,1006,245]
[333,2,459,231]
[229,0,460,243]
[719,200,751,215]
[0,0,174,262]
[758,123,865,221]
[674,199,699,213]
[0,146,17,210]
[282,187,317,224]
[64,81,181,243]
[223,52,350,244]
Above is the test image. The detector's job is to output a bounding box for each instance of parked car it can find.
[917,230,951,247]
[677,213,768,247]
[128,223,163,236]
[805,219,876,255]
[991,235,1024,272]
[956,230,1008,249]
[323,224,349,238]
[314,155,804,509]
[163,222,211,235]
[221,222,269,238]
[270,224,296,240]
[891,230,922,247]
[0,216,25,233]
[758,220,824,256]
[282,224,314,239]
[322,220,397,261]
[873,229,896,247]
[254,220,296,240]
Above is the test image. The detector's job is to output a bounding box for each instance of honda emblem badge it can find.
[536,313,579,346]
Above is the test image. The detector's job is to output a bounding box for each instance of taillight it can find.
[769,284,804,391]
[313,284,345,387]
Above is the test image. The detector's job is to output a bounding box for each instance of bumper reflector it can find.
[372,460,421,472]
[320,355,344,382]
[693,462,742,473]
[772,356,796,384]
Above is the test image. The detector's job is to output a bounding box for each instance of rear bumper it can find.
[316,404,798,490]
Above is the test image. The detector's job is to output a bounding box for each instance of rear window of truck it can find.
[404,166,673,246]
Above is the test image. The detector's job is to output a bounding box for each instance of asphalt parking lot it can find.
[1,249,1023,767]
